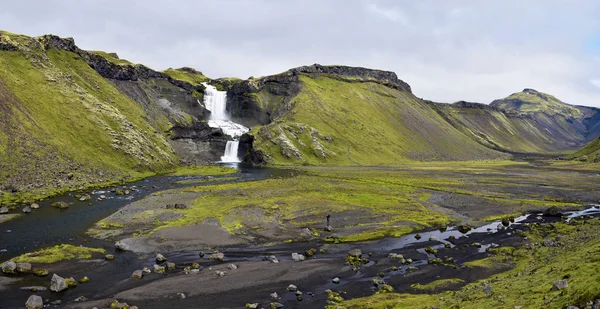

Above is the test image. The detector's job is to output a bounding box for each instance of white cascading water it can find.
[201,83,249,163]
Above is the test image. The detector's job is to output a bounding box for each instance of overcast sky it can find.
[3,0,600,107]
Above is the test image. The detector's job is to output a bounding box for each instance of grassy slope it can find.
[433,104,564,153]
[88,50,133,66]
[491,89,582,118]
[567,137,600,162]
[0,32,178,203]
[252,76,506,165]
[337,219,600,309]
[162,68,209,86]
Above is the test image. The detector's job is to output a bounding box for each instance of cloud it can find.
[2,0,600,107]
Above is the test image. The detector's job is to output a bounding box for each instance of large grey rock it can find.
[287,284,298,292]
[156,253,167,262]
[25,295,43,309]
[0,207,8,214]
[166,262,176,270]
[552,280,568,291]
[16,262,32,272]
[348,249,362,257]
[1,261,16,274]
[228,264,238,270]
[131,270,143,279]
[50,274,68,292]
[265,255,279,263]
[115,241,127,251]
[209,252,224,262]
[291,253,305,261]
[30,203,40,209]
[51,201,69,209]
[22,206,31,213]
[153,264,165,273]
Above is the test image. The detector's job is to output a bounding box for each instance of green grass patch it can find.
[9,244,106,264]
[166,165,237,176]
[411,278,465,291]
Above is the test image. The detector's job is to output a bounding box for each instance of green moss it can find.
[162,68,209,86]
[9,244,106,264]
[568,137,600,162]
[411,278,465,291]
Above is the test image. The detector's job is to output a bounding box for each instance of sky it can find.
[3,0,600,107]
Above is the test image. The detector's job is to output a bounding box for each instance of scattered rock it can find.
[472,242,482,248]
[287,284,298,292]
[246,303,259,309]
[79,276,89,283]
[199,251,205,258]
[414,233,422,240]
[228,264,238,270]
[348,249,362,257]
[25,295,43,309]
[332,277,340,284]
[429,236,438,241]
[79,195,91,201]
[0,207,8,214]
[324,225,333,232]
[552,279,568,291]
[16,262,32,272]
[50,274,68,292]
[51,201,69,209]
[270,292,279,299]
[216,271,226,277]
[458,225,472,234]
[74,296,87,302]
[291,253,305,261]
[153,264,165,273]
[166,262,176,270]
[271,302,284,308]
[30,204,39,209]
[155,253,167,262]
[388,253,403,260]
[1,261,16,274]
[192,262,200,269]
[176,292,186,299]
[209,252,224,262]
[544,206,562,217]
[22,206,31,213]
[265,255,279,263]
[65,277,78,288]
[131,270,143,279]
[33,268,49,277]
[105,254,115,261]
[300,228,313,238]
[142,267,152,274]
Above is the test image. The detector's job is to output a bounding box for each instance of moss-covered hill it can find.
[243,72,507,165]
[568,137,600,162]
[0,31,223,204]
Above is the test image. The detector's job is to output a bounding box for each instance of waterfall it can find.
[201,83,248,163]
[221,141,241,163]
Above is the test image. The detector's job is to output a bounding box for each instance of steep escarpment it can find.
[0,31,224,203]
[238,69,506,165]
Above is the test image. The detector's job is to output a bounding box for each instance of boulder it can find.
[299,228,313,238]
[429,236,438,241]
[51,201,69,209]
[192,262,200,269]
[16,262,32,272]
[33,268,49,277]
[0,207,9,214]
[228,264,238,270]
[30,203,40,209]
[79,276,89,283]
[142,267,152,273]
[79,195,91,201]
[348,249,362,257]
[332,277,340,284]
[552,279,568,291]
[22,206,31,213]
[25,295,43,309]
[265,255,279,263]
[153,264,165,273]
[246,303,259,309]
[50,274,68,292]
[174,203,187,209]
[105,254,115,260]
[1,261,16,274]
[270,292,279,299]
[324,225,333,232]
[287,284,298,292]
[291,253,305,261]
[156,253,167,262]
[216,271,226,277]
[209,252,225,262]
[166,262,176,270]
[177,292,186,299]
[544,206,562,217]
[131,269,144,279]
